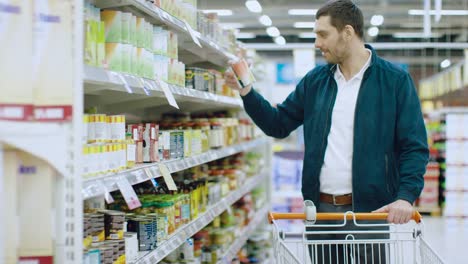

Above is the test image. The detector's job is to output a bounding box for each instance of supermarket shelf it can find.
[94,0,237,67]
[84,66,242,111]
[217,204,270,264]
[82,137,267,200]
[0,121,69,176]
[416,206,442,216]
[133,171,267,264]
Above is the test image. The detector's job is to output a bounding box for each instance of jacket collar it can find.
[327,44,377,75]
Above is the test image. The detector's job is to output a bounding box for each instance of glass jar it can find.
[195,121,211,153]
[209,122,224,149]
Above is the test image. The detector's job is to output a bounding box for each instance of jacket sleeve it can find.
[395,73,429,204]
[241,73,307,139]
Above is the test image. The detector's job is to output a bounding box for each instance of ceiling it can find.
[198,0,468,44]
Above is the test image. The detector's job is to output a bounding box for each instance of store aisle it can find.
[423,217,468,264]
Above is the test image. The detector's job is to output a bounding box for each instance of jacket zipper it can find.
[351,68,372,212]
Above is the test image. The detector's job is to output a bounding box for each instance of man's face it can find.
[314,16,349,64]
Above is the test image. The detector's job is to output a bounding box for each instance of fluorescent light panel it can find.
[370,15,384,26]
[202,9,233,16]
[220,23,245,29]
[275,36,286,45]
[236,32,256,39]
[259,15,272,26]
[299,32,317,38]
[294,22,315,28]
[393,32,443,38]
[367,26,379,37]
[266,26,280,37]
[408,9,468,15]
[288,9,317,15]
[246,0,262,13]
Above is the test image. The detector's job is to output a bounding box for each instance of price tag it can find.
[184,20,202,48]
[100,182,115,204]
[158,163,178,191]
[116,178,141,210]
[156,80,179,109]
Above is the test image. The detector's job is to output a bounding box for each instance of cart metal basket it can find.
[268,201,445,264]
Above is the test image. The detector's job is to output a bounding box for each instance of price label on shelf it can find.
[156,80,179,109]
[183,20,202,48]
[158,163,177,191]
[101,183,115,204]
[117,178,141,210]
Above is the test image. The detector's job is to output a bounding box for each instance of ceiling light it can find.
[370,15,384,26]
[266,26,280,37]
[274,36,286,45]
[288,9,317,15]
[392,32,442,38]
[236,32,256,39]
[294,22,316,28]
[440,59,451,68]
[245,0,262,13]
[220,23,245,29]
[299,32,317,38]
[259,15,272,26]
[202,9,233,16]
[367,26,379,37]
[408,9,468,15]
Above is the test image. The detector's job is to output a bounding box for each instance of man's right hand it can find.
[224,70,252,96]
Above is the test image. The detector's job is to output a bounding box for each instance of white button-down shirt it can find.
[319,49,372,195]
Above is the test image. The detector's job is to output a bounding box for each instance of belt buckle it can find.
[332,194,343,206]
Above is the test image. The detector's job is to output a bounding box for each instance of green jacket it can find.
[242,45,428,212]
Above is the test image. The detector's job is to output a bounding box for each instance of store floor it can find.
[423,217,468,264]
[277,217,467,264]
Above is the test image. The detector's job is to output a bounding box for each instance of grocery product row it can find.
[82,152,267,263]
[1,0,74,122]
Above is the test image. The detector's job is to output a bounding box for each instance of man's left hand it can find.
[372,199,414,224]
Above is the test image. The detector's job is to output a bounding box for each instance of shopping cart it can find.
[268,201,445,264]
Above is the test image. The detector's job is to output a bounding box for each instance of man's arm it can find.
[225,71,308,139]
[374,72,428,224]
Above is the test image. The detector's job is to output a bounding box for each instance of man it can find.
[225,0,428,262]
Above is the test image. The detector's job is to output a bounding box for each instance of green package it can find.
[136,17,145,48]
[130,15,137,46]
[121,12,131,44]
[84,20,97,66]
[121,44,132,74]
[106,43,123,72]
[101,10,122,43]
[96,21,106,68]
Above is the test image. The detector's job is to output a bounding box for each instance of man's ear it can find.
[344,25,354,41]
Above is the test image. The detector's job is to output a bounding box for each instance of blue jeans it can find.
[307,202,388,264]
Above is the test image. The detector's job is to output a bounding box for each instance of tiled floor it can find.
[422,217,468,264]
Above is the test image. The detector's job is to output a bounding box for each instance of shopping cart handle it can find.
[268,211,422,223]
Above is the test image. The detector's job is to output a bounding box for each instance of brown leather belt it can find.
[319,193,353,206]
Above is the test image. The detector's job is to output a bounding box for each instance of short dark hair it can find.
[316,0,364,39]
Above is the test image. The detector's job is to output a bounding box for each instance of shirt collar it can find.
[335,49,372,82]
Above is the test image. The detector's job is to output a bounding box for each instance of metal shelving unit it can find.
[82,137,266,199]
[93,0,236,67]
[133,172,268,264]
[217,204,270,264]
